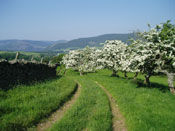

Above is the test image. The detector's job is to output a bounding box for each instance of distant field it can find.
[0,51,41,56]
[0,50,58,62]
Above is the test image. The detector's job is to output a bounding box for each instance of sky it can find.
[0,0,174,41]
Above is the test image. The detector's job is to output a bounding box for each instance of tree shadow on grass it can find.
[87,71,170,93]
[110,74,170,93]
[133,79,169,93]
[106,74,170,93]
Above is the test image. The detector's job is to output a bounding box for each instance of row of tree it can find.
[63,21,175,94]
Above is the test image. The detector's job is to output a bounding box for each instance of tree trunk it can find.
[80,71,83,76]
[111,70,117,76]
[134,72,138,80]
[166,73,175,94]
[144,74,151,86]
[124,71,128,78]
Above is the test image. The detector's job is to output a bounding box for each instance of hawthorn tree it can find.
[62,47,97,75]
[129,39,161,85]
[101,40,127,76]
[119,45,135,78]
[130,21,175,93]
[63,20,175,94]
[125,44,140,80]
[157,21,175,94]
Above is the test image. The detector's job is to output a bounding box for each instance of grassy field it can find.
[48,69,175,131]
[0,76,77,131]
[50,70,112,131]
[87,70,175,131]
[0,69,175,131]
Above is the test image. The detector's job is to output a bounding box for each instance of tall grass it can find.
[0,76,76,131]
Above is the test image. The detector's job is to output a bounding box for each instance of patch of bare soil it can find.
[95,81,127,131]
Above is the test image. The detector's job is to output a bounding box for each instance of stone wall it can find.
[0,60,57,90]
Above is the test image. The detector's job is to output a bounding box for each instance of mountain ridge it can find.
[0,33,136,52]
[0,40,66,52]
[46,33,136,51]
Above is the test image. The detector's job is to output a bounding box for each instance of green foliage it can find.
[56,65,66,76]
[159,20,175,41]
[51,54,65,64]
[159,20,175,72]
[42,56,52,64]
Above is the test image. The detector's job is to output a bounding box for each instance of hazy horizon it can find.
[0,32,136,41]
[0,0,174,41]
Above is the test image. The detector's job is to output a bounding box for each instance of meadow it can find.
[0,68,175,131]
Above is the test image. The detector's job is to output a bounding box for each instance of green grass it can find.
[87,70,175,131]
[0,51,41,56]
[1,69,174,131]
[56,65,67,76]
[0,76,77,131]
[49,70,112,131]
[0,51,13,54]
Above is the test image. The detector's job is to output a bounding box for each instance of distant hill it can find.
[46,33,136,51]
[0,33,136,52]
[0,40,66,52]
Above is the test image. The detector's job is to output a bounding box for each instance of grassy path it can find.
[49,76,112,131]
[95,81,127,131]
[37,82,81,131]
[2,69,174,131]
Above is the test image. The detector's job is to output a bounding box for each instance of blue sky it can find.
[0,0,174,41]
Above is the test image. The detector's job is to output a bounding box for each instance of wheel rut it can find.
[36,82,81,131]
[95,81,127,131]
